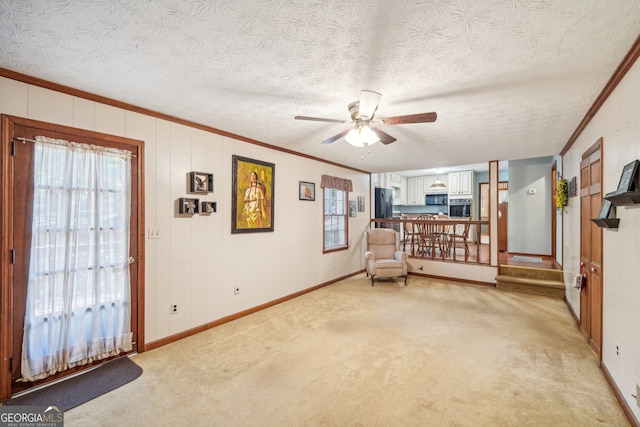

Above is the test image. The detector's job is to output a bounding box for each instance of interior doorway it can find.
[480,181,508,248]
[0,115,145,400]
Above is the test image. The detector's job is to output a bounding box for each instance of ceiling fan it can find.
[294,90,437,146]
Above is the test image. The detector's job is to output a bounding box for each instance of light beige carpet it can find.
[65,275,629,426]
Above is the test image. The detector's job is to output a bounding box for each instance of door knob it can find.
[591,267,596,272]
[128,256,136,264]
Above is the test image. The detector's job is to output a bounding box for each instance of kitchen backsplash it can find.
[393,205,448,216]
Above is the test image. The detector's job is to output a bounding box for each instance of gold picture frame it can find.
[232,155,275,233]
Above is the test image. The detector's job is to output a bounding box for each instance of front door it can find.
[0,115,144,400]
[579,138,603,358]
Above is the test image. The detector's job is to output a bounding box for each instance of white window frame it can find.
[323,187,348,252]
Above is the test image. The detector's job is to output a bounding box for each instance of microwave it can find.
[425,194,448,205]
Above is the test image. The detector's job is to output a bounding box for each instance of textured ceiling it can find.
[1,1,639,174]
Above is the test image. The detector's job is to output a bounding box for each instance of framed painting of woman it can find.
[232,155,275,233]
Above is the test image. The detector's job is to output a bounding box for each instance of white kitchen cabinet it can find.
[407,176,426,205]
[448,171,474,196]
[374,173,407,204]
[389,173,402,186]
[392,174,406,204]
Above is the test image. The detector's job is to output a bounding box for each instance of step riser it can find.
[496,279,565,298]
[498,265,563,281]
[496,265,565,298]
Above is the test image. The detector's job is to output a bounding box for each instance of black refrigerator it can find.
[374,187,394,227]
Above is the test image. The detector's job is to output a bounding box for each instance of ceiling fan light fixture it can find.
[294,89,436,146]
[345,125,380,147]
[345,128,363,146]
[360,126,379,145]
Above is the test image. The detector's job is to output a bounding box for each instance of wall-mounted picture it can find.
[179,197,199,214]
[189,171,213,193]
[616,160,639,193]
[358,195,365,212]
[201,201,217,214]
[299,181,315,201]
[232,155,275,233]
[349,200,357,217]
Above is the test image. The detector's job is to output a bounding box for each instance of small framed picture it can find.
[358,196,365,212]
[597,199,613,219]
[201,201,217,214]
[189,171,213,193]
[299,181,315,201]
[349,200,357,217]
[615,160,639,193]
[179,197,200,214]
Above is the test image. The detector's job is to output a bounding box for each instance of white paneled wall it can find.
[0,76,371,345]
[563,60,640,420]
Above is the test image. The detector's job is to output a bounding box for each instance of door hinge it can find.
[11,140,16,156]
[10,249,15,264]
[9,356,13,372]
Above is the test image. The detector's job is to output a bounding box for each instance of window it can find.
[320,174,352,252]
[323,187,348,251]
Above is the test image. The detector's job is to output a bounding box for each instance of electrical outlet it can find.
[234,286,240,295]
[171,304,178,314]
[616,342,621,357]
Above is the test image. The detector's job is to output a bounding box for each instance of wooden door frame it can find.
[480,181,508,248]
[579,137,603,358]
[0,115,145,400]
[479,181,489,243]
[551,161,557,261]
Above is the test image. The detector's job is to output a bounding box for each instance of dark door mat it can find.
[4,356,143,411]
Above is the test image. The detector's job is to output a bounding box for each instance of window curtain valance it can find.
[320,175,353,192]
[35,135,133,159]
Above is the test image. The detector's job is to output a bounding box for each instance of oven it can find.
[449,198,472,218]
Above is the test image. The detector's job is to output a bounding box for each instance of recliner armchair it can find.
[364,228,408,286]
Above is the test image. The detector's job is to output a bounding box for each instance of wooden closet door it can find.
[579,139,603,358]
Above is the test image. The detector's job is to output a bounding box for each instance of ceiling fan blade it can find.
[295,116,350,124]
[358,90,381,119]
[372,128,397,145]
[321,129,350,145]
[381,112,437,125]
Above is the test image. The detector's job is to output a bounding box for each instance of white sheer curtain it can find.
[21,136,133,382]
